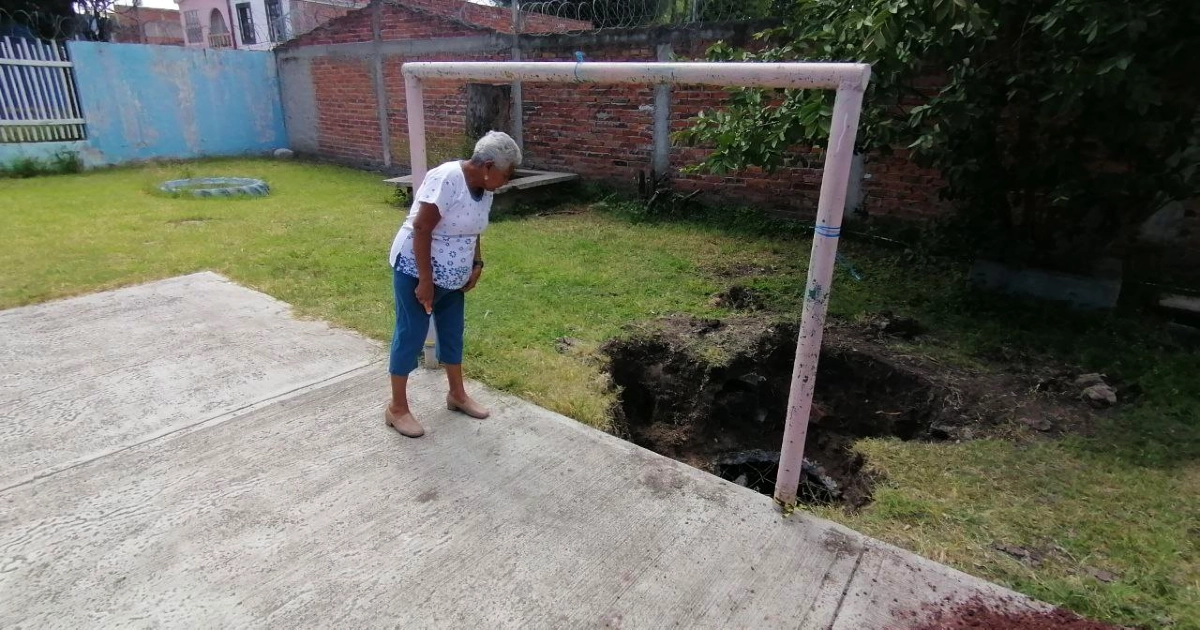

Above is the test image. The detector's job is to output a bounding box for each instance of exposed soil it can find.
[602,316,1094,507]
[892,596,1128,629]
[710,285,767,311]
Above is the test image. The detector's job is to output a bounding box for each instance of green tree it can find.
[678,0,1200,270]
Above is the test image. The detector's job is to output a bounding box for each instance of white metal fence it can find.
[0,36,86,143]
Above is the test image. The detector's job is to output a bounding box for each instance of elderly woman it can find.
[384,131,522,438]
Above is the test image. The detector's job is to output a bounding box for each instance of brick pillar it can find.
[652,42,672,179]
[371,0,392,166]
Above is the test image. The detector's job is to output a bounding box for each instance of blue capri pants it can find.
[389,268,465,376]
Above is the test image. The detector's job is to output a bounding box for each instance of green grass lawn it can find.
[2,160,1197,628]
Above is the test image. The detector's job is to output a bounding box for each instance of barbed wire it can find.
[218,4,356,49]
[515,0,775,32]
[0,8,88,41]
[379,0,775,38]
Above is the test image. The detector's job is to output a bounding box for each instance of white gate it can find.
[0,36,86,143]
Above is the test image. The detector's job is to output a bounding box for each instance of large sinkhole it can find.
[604,318,957,508]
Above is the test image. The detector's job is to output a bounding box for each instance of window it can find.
[236,3,256,45]
[183,9,202,44]
[265,0,284,42]
[209,9,232,47]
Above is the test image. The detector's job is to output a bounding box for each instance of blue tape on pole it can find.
[814,224,842,238]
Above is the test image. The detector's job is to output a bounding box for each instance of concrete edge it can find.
[2,271,387,348]
[467,375,1039,624]
[1,271,229,314]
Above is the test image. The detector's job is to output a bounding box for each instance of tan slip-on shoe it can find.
[384,407,426,438]
[446,394,490,419]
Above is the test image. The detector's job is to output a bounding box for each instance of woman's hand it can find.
[412,202,440,313]
[463,267,482,292]
[415,279,434,314]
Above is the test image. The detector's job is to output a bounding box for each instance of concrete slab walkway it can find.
[0,272,381,490]
[0,274,1037,628]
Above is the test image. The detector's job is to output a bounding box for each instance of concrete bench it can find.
[385,168,580,213]
[384,168,579,196]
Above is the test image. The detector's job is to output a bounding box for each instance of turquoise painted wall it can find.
[1,42,287,168]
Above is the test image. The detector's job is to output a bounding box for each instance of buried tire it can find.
[159,177,270,198]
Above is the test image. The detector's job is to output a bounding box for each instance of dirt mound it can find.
[711,285,767,311]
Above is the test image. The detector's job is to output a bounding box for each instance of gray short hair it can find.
[470,131,523,171]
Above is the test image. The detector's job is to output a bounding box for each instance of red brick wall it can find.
[287,2,491,163]
[287,2,946,220]
[312,56,381,162]
[383,53,511,169]
[522,46,658,185]
[378,10,482,40]
[111,6,185,46]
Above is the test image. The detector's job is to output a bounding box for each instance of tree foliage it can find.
[72,0,117,40]
[677,0,1200,269]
